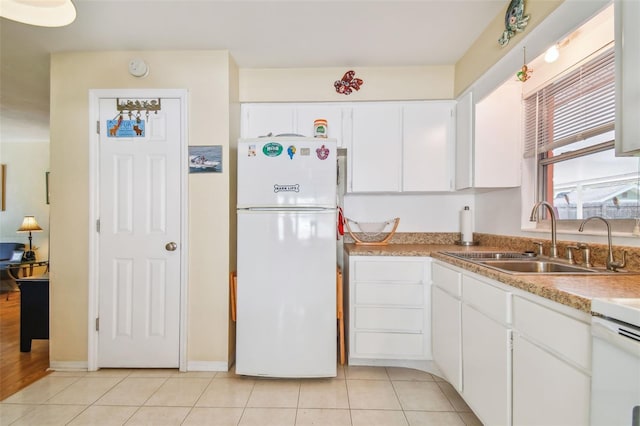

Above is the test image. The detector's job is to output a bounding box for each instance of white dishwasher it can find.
[591,298,640,426]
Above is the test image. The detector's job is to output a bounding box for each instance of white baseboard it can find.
[49,360,230,372]
[186,361,230,372]
[49,361,89,371]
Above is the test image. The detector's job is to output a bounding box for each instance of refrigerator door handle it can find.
[238,207,336,212]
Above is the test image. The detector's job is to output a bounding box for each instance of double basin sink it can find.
[442,251,631,275]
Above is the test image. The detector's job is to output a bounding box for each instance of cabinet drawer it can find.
[354,331,424,358]
[513,296,590,370]
[355,283,424,306]
[355,307,423,332]
[354,260,426,282]
[462,275,511,324]
[432,262,461,297]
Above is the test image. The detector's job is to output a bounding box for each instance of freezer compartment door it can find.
[236,209,337,377]
[237,138,337,208]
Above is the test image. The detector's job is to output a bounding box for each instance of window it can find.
[524,46,640,222]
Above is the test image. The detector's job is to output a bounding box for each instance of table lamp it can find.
[17,216,43,261]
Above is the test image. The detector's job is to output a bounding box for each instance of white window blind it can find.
[523,47,615,158]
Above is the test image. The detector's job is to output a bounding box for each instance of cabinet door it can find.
[349,104,402,193]
[296,104,348,147]
[512,333,590,426]
[241,104,296,138]
[615,0,640,156]
[402,102,454,192]
[474,80,522,187]
[462,304,511,426]
[455,92,473,190]
[431,286,462,391]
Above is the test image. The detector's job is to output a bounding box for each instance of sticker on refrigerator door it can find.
[263,142,283,157]
[300,148,310,156]
[247,145,257,157]
[316,144,330,160]
[287,145,296,159]
[274,184,300,193]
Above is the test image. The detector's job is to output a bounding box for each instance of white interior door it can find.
[97,96,182,368]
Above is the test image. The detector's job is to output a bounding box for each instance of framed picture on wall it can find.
[45,171,50,204]
[1,163,6,211]
[189,146,222,174]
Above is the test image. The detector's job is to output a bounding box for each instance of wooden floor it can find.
[0,287,50,401]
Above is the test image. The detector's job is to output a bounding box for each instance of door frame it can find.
[87,89,189,371]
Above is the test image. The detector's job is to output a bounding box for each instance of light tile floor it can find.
[0,365,483,425]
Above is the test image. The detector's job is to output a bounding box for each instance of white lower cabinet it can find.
[431,262,462,391]
[512,334,591,426]
[461,275,512,426]
[512,296,591,426]
[431,260,592,426]
[347,256,431,363]
[462,305,511,425]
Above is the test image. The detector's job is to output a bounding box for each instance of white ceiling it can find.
[0,0,506,142]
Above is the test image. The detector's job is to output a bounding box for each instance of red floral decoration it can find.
[334,70,363,95]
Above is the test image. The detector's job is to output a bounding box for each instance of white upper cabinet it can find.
[241,103,348,147]
[615,0,640,156]
[296,104,348,144]
[241,101,455,193]
[455,92,473,190]
[241,104,296,138]
[474,79,522,188]
[349,101,455,193]
[402,101,455,192]
[455,80,522,190]
[350,103,403,193]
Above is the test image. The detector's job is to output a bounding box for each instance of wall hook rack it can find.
[116,98,161,119]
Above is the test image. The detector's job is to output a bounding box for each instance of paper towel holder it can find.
[455,205,479,246]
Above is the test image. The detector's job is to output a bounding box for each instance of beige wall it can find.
[240,66,455,102]
[49,50,237,367]
[454,0,564,96]
[238,2,566,103]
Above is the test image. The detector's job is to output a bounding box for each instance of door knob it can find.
[165,242,177,251]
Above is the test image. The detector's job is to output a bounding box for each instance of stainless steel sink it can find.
[441,251,635,275]
[478,260,596,274]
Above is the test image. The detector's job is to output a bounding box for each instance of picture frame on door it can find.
[188,145,222,174]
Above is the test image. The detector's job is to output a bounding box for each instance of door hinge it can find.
[95,317,99,331]
[96,120,100,134]
[509,332,514,351]
[96,219,100,233]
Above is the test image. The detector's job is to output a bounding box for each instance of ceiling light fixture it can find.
[0,0,76,27]
[544,44,560,63]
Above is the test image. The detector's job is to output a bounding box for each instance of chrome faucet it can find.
[578,216,627,271]
[529,201,558,258]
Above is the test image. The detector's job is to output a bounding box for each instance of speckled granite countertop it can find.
[344,243,640,314]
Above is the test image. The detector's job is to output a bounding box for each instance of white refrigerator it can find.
[236,137,337,378]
